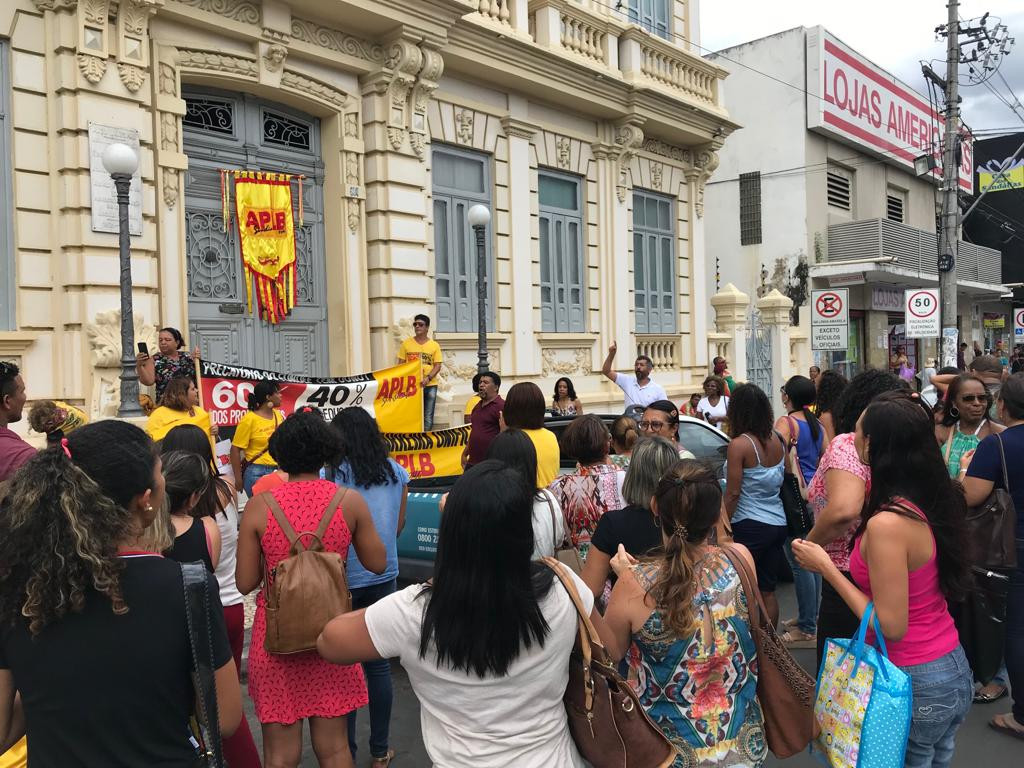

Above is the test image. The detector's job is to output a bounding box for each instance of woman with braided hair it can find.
[598,459,765,766]
[0,419,241,767]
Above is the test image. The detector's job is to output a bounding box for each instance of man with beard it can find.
[601,342,666,417]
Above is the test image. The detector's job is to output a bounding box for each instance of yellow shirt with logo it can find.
[398,337,442,388]
[231,410,283,464]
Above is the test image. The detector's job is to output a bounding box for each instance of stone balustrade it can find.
[560,12,607,64]
[476,0,513,26]
[636,334,680,371]
[621,28,720,105]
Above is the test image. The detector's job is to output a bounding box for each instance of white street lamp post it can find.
[101,142,143,418]
[467,204,491,375]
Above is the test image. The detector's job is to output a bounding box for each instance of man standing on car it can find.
[601,342,666,417]
[463,371,503,468]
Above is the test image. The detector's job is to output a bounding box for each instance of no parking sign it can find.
[905,289,940,338]
[811,289,849,350]
[1015,307,1024,343]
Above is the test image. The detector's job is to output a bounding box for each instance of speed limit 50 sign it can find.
[905,289,940,338]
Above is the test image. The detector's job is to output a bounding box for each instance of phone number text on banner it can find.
[385,425,469,480]
[199,359,423,434]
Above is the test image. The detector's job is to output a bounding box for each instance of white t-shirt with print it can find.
[364,571,594,768]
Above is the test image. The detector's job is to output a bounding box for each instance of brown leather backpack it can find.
[261,487,351,654]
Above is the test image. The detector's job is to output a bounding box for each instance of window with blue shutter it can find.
[628,0,671,41]
[0,40,13,330]
[431,146,492,332]
[538,171,585,333]
[632,190,676,334]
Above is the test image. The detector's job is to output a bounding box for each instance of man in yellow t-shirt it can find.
[398,314,443,430]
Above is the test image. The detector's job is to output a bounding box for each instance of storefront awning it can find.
[809,259,1008,298]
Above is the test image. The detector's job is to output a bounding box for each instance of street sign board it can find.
[1015,307,1024,343]
[811,288,849,350]
[905,289,940,338]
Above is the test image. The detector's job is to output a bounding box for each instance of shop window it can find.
[827,167,852,211]
[826,312,864,379]
[432,145,492,333]
[632,189,676,334]
[539,171,585,333]
[0,40,12,330]
[739,171,762,245]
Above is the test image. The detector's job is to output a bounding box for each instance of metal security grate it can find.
[886,194,905,223]
[826,170,851,210]
[739,171,762,245]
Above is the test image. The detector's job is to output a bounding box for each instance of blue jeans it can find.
[347,579,397,760]
[1007,539,1024,724]
[242,463,275,497]
[901,645,973,768]
[785,538,821,635]
[422,385,438,431]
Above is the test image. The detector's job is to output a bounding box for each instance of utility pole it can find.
[938,0,960,368]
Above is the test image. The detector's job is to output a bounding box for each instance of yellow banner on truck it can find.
[385,425,470,480]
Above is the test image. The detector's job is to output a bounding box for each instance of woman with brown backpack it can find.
[236,409,386,768]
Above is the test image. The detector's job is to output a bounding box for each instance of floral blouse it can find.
[807,432,870,572]
[153,351,196,403]
[547,463,625,561]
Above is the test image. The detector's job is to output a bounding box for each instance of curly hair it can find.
[832,369,907,436]
[269,408,341,475]
[815,370,848,417]
[27,400,88,443]
[648,460,723,637]
[702,375,726,397]
[330,407,398,488]
[726,384,774,441]
[0,420,157,634]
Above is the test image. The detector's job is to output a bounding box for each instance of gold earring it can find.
[143,504,154,513]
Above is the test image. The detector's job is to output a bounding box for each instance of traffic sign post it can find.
[905,289,940,339]
[811,288,849,351]
[1015,308,1024,344]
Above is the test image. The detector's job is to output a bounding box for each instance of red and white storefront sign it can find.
[806,27,973,194]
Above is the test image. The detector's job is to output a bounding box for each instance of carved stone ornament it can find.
[383,40,423,151]
[162,167,179,207]
[683,147,720,218]
[347,199,360,233]
[542,347,590,376]
[158,59,178,97]
[31,0,79,10]
[556,136,571,170]
[409,47,443,160]
[613,122,644,203]
[456,109,474,145]
[119,0,151,36]
[291,17,385,63]
[86,309,157,416]
[117,62,146,92]
[177,48,258,77]
[80,0,108,24]
[641,138,686,161]
[442,351,497,383]
[279,69,348,111]
[172,0,260,24]
[651,161,664,190]
[344,112,360,139]
[77,53,107,84]
[263,43,288,73]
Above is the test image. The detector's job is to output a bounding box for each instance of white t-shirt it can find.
[214,499,244,607]
[365,571,594,768]
[532,489,566,559]
[613,373,667,410]
[697,395,729,424]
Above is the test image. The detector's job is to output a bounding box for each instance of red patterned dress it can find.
[247,480,368,724]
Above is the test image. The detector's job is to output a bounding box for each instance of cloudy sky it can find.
[700,0,1024,136]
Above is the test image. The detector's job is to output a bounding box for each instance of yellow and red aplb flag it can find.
[228,171,300,324]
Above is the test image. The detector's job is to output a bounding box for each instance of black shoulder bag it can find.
[181,562,225,768]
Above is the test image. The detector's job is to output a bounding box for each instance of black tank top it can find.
[166,517,214,573]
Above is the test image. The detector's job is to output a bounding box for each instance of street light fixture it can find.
[101,142,144,418]
[467,204,491,375]
[914,153,938,176]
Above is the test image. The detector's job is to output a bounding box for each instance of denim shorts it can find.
[901,644,973,768]
[731,519,788,592]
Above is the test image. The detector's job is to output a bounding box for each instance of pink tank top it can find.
[848,497,959,666]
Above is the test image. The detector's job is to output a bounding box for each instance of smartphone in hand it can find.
[137,342,149,356]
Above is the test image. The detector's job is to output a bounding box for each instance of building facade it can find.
[0,0,737,429]
[705,26,1005,380]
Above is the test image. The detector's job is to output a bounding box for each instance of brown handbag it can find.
[262,487,351,654]
[721,544,815,758]
[965,432,1018,571]
[543,558,677,768]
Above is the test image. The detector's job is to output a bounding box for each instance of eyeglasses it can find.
[960,394,991,403]
[639,421,670,431]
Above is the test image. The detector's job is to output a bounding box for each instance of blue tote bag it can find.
[813,603,913,768]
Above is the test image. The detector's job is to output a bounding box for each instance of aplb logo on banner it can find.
[384,426,470,480]
[199,359,423,436]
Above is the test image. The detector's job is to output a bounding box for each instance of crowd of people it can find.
[0,324,1021,768]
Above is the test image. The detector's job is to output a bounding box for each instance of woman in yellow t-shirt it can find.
[501,382,560,488]
[144,378,216,455]
[230,380,284,496]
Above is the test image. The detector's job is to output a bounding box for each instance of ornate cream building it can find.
[1,0,737,428]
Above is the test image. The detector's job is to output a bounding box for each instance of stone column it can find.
[757,289,795,415]
[501,112,539,375]
[710,283,750,381]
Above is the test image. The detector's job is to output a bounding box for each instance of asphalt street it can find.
[240,584,1020,767]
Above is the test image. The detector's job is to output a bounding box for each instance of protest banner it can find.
[384,425,470,480]
[198,358,423,437]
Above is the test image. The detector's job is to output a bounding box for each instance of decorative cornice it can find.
[641,138,686,162]
[117,62,146,92]
[500,116,538,141]
[177,48,258,77]
[280,69,348,110]
[31,0,78,11]
[290,17,384,63]
[77,52,107,84]
[171,0,259,24]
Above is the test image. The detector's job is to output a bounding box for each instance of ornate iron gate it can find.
[183,88,328,376]
[746,311,773,395]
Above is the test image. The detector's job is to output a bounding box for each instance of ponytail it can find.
[803,407,821,445]
[248,379,280,411]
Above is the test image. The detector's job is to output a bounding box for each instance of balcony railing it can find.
[636,334,680,371]
[825,218,1002,285]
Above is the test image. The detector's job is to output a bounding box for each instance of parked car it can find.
[397,413,729,580]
